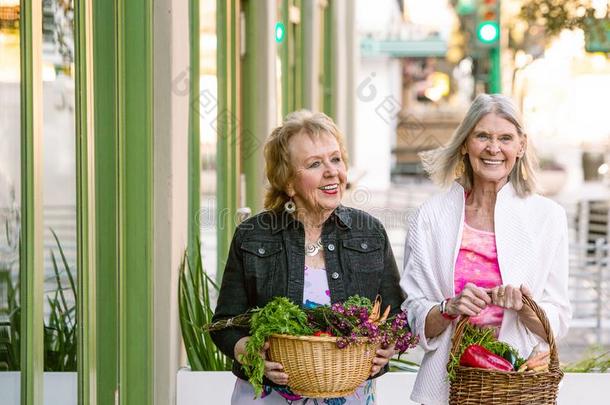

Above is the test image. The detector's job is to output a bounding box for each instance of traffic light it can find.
[475,0,499,46]
[275,22,286,43]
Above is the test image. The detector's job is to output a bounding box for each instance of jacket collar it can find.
[271,205,352,234]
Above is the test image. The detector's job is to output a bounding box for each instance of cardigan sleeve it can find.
[400,209,446,352]
[538,208,572,341]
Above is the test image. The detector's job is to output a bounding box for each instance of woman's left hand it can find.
[370,343,395,376]
[489,284,531,310]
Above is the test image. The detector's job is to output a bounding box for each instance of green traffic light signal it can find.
[477,21,499,44]
[275,22,285,43]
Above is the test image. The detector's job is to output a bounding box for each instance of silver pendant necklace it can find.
[305,238,323,257]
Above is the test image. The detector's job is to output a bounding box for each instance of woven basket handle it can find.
[448,295,559,371]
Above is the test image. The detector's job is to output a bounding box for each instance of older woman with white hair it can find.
[400,94,571,405]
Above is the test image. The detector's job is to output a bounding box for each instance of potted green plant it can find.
[178,241,231,372]
[0,226,77,405]
[176,241,234,404]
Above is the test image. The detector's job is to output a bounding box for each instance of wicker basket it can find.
[448,295,563,404]
[267,333,379,398]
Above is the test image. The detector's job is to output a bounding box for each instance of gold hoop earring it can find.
[521,160,529,181]
[454,158,465,178]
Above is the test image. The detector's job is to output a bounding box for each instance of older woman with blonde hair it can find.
[211,110,405,404]
[400,94,571,404]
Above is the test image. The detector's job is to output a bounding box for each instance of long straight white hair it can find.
[420,94,538,197]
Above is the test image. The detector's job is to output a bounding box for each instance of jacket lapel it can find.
[494,183,536,288]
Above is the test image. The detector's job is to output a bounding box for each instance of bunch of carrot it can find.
[517,349,550,372]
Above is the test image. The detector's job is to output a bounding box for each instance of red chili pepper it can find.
[313,331,332,337]
[459,344,513,372]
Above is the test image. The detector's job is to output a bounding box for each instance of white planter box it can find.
[0,372,77,405]
[176,370,610,404]
[557,372,610,404]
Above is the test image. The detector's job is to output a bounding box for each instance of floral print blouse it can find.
[230,265,376,405]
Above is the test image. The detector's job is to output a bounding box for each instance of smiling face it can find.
[463,113,525,188]
[286,131,347,220]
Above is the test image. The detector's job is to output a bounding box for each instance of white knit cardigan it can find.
[400,182,571,405]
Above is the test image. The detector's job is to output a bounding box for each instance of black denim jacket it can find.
[210,205,406,385]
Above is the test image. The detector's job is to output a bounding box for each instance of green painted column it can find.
[301,0,320,111]
[321,0,334,118]
[19,1,44,404]
[116,0,154,403]
[216,0,241,281]
[74,0,97,403]
[92,1,118,403]
[92,1,187,403]
[242,0,277,215]
[189,0,201,258]
[280,0,292,116]
[294,0,304,111]
[280,0,304,116]
[91,0,156,402]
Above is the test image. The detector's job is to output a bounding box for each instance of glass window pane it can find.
[41,0,77,401]
[200,0,218,279]
[0,1,22,402]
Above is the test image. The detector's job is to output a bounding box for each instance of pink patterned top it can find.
[454,221,504,331]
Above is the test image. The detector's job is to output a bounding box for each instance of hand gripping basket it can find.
[448,295,563,405]
[268,333,379,398]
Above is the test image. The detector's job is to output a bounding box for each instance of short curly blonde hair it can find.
[263,110,349,212]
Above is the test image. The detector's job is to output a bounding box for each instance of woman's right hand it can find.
[234,337,289,385]
[260,342,289,385]
[447,282,491,317]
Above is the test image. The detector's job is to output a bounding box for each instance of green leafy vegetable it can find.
[242,297,313,397]
[344,295,373,311]
[204,294,417,397]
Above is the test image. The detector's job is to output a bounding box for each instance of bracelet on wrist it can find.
[439,298,458,320]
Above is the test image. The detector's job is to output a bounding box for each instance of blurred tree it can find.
[505,1,609,99]
[519,0,606,37]
[447,1,609,97]
[508,0,609,62]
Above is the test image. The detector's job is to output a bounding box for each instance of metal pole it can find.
[19,1,44,403]
[321,0,334,117]
[216,0,241,281]
[489,46,501,93]
[74,0,97,402]
[188,0,201,261]
[242,0,277,214]
[595,238,604,344]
